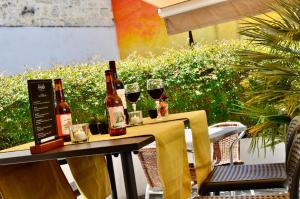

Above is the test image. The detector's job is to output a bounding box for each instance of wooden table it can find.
[0,135,155,199]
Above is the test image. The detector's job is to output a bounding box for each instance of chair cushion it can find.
[200,163,287,193]
[196,193,289,199]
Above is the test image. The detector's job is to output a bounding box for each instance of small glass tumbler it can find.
[129,111,143,126]
[71,123,90,143]
[148,109,158,119]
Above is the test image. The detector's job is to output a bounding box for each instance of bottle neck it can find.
[54,80,65,102]
[55,89,65,102]
[109,61,118,79]
[112,72,118,79]
[105,70,115,96]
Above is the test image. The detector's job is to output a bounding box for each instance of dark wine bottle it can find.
[109,61,129,124]
[54,79,72,142]
[105,70,126,136]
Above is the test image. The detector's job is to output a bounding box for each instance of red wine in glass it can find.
[126,92,141,103]
[147,88,164,100]
[147,79,164,118]
[125,83,140,111]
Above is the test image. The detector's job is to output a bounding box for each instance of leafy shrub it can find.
[0,40,248,149]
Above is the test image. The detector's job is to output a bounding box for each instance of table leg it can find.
[120,152,138,199]
[105,154,118,199]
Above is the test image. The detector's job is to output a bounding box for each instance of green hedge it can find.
[0,40,247,149]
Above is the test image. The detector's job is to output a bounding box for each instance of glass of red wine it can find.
[125,83,140,111]
[147,79,164,117]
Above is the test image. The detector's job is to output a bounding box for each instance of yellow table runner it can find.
[143,110,213,190]
[0,160,76,199]
[67,155,111,199]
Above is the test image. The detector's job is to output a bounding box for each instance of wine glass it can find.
[125,83,140,111]
[147,79,164,116]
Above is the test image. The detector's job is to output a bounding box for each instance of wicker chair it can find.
[196,133,300,199]
[199,116,300,195]
[138,147,161,190]
[211,122,246,165]
[138,147,162,199]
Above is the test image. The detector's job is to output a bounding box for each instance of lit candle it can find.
[74,129,87,141]
[131,115,140,125]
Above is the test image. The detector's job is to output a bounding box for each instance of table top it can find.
[0,135,155,166]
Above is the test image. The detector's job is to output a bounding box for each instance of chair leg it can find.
[145,184,150,199]
[229,130,246,165]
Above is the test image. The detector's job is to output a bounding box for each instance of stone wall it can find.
[0,0,113,27]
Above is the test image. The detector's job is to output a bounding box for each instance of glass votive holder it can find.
[71,123,90,143]
[129,111,143,126]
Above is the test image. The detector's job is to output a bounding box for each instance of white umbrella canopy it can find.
[143,0,189,8]
[143,0,275,35]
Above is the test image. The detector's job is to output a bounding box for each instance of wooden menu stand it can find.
[30,138,64,154]
[28,80,65,154]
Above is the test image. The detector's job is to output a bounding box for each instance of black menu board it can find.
[28,79,58,145]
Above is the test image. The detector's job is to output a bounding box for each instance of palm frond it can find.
[240,2,300,54]
[235,0,300,150]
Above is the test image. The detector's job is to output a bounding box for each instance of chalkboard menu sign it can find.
[28,79,58,145]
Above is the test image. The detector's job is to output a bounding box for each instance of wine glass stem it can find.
[155,100,160,115]
[133,103,137,112]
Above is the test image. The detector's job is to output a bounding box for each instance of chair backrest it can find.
[286,116,300,162]
[210,121,245,128]
[138,147,162,188]
[210,121,246,165]
[286,133,300,199]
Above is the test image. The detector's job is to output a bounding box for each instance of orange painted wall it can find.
[111,0,188,58]
[111,0,240,58]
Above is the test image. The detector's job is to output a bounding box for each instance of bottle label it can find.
[107,106,126,129]
[56,114,72,136]
[116,89,127,109]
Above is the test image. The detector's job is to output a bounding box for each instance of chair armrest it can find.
[229,130,246,165]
